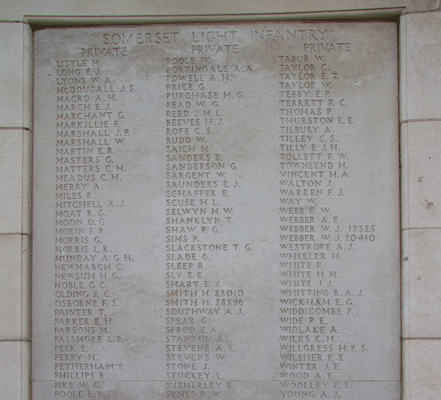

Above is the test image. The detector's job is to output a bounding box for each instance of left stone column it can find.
[0,21,33,400]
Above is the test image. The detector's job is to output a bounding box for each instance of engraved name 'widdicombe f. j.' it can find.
[32,22,401,400]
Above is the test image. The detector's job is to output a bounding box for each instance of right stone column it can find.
[400,9,441,400]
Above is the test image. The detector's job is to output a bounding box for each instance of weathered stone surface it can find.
[0,342,30,400]
[401,11,441,121]
[0,129,31,234]
[33,22,400,400]
[401,121,441,229]
[2,0,439,21]
[0,24,32,129]
[403,340,441,400]
[0,234,28,339]
[402,228,441,338]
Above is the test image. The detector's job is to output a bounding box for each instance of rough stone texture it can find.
[402,229,441,338]
[0,129,32,235]
[0,234,30,340]
[403,340,441,400]
[0,20,32,400]
[33,22,400,400]
[399,11,441,400]
[0,0,438,21]
[0,235,24,339]
[0,23,32,130]
[0,342,30,400]
[400,11,441,121]
[401,121,441,229]
[0,4,439,400]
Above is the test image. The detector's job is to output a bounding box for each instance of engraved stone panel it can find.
[33,22,400,400]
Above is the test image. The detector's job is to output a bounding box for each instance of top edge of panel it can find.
[1,0,437,23]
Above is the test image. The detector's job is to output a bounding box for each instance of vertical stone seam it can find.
[21,340,25,400]
[22,23,32,393]
[21,23,25,131]
[21,128,25,242]
[26,23,33,400]
[398,14,408,400]
[402,183,409,400]
[399,15,407,124]
[396,21,404,400]
[20,140,24,339]
[25,22,33,132]
[22,127,32,235]
[21,24,32,398]
[399,17,410,334]
[19,19,32,340]
[21,233,31,340]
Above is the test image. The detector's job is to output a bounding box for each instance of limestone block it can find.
[0,0,439,21]
[401,11,441,121]
[21,235,31,341]
[22,24,33,130]
[0,129,31,235]
[403,340,441,400]
[21,127,32,235]
[0,234,30,340]
[400,123,410,229]
[400,121,441,229]
[33,22,400,400]
[0,23,32,129]
[402,229,441,338]
[0,342,30,400]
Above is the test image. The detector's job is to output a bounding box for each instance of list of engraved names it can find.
[33,23,400,400]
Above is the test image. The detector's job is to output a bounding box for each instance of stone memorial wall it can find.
[33,22,400,400]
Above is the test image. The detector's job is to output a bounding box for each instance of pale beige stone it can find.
[402,228,411,336]
[0,0,438,21]
[0,23,30,129]
[20,235,31,341]
[401,11,441,121]
[21,128,32,235]
[400,122,410,230]
[0,234,30,340]
[33,22,400,400]
[22,24,33,130]
[403,340,441,400]
[0,129,31,234]
[402,229,441,338]
[0,342,30,400]
[401,121,441,229]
